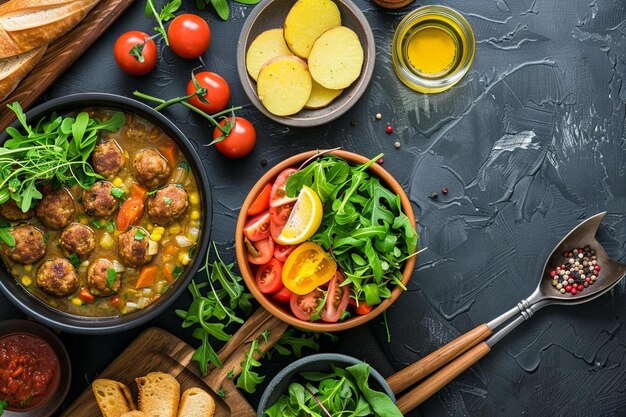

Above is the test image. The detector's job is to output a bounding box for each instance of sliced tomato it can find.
[269,168,298,208]
[270,202,294,242]
[246,236,274,265]
[248,183,272,216]
[243,211,271,242]
[273,286,293,303]
[320,271,350,323]
[290,289,324,321]
[355,301,372,315]
[274,243,298,263]
[255,258,284,293]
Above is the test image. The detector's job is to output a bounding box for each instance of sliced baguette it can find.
[177,388,216,417]
[136,372,180,417]
[0,45,45,101]
[121,413,147,417]
[0,0,100,58]
[92,378,136,417]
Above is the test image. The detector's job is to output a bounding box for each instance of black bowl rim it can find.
[0,319,72,417]
[256,353,396,416]
[0,93,212,334]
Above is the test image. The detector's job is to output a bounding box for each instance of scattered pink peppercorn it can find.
[550,270,557,277]
[571,288,578,295]
[442,187,449,194]
[377,158,384,164]
[595,265,601,271]
[386,125,394,134]
[577,284,584,291]
[565,285,573,292]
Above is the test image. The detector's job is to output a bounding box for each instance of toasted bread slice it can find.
[121,412,147,417]
[92,378,136,417]
[0,45,45,101]
[177,388,216,417]
[136,372,180,417]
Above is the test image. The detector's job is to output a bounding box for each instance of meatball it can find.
[118,227,153,267]
[7,224,46,264]
[36,258,78,297]
[92,140,125,178]
[82,181,121,218]
[87,258,121,296]
[60,223,96,258]
[133,148,171,189]
[147,184,189,225]
[35,188,75,229]
[0,199,34,221]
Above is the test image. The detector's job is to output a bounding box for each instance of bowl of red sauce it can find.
[0,320,70,416]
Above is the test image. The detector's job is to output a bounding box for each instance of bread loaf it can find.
[136,372,180,417]
[0,0,100,58]
[92,379,136,417]
[120,412,147,417]
[177,388,216,417]
[0,45,45,101]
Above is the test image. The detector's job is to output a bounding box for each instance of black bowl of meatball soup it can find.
[0,93,211,334]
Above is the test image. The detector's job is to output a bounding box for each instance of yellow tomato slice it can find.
[282,242,337,295]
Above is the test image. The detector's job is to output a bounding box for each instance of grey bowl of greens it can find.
[258,353,402,417]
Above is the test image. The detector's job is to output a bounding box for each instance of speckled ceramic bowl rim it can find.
[236,0,376,127]
[257,353,396,416]
[0,93,212,334]
[0,319,72,417]
[235,150,417,332]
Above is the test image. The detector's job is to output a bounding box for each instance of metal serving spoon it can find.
[384,212,626,412]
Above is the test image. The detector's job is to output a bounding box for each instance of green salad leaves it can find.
[1,103,124,214]
[285,154,418,307]
[263,363,403,417]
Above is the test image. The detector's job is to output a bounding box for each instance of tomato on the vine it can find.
[168,14,211,59]
[114,31,157,76]
[187,72,230,114]
[213,117,256,158]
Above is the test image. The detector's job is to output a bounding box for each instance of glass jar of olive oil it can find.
[392,5,475,93]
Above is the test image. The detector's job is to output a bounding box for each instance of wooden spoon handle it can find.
[396,342,491,413]
[386,323,492,393]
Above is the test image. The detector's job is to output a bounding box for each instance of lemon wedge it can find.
[276,185,323,245]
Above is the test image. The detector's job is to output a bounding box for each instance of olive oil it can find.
[392,6,475,93]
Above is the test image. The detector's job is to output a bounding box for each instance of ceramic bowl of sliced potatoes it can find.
[237,0,375,127]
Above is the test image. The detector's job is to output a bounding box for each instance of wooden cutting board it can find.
[0,0,136,131]
[61,308,289,417]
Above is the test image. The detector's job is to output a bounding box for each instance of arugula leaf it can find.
[0,399,7,416]
[111,187,126,199]
[0,227,15,247]
[134,228,145,240]
[346,363,402,416]
[68,253,81,268]
[106,268,117,288]
[236,339,265,393]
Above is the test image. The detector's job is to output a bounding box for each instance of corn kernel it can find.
[113,177,124,187]
[178,252,190,265]
[150,233,162,242]
[190,210,200,220]
[21,275,32,286]
[80,217,89,225]
[146,224,154,232]
[189,192,200,206]
[168,224,181,234]
[24,264,32,272]
[154,226,165,234]
[71,297,83,306]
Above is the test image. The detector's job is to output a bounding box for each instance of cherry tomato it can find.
[117,197,145,230]
[273,286,293,303]
[213,117,256,159]
[248,183,272,216]
[109,296,122,308]
[255,258,284,293]
[246,235,274,265]
[167,14,211,59]
[355,301,372,315]
[187,72,230,114]
[290,289,324,321]
[113,31,157,76]
[274,243,298,263]
[282,242,336,295]
[243,211,271,242]
[270,168,298,208]
[320,272,350,323]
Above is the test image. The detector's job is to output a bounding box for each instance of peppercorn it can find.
[260,159,267,166]
[442,187,449,194]
[375,113,382,120]
[394,141,401,148]
[430,192,438,200]
[386,125,394,134]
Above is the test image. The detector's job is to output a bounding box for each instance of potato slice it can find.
[257,56,312,116]
[284,0,341,59]
[308,26,364,90]
[304,80,343,109]
[246,29,293,81]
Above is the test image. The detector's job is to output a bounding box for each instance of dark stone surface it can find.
[1,0,626,416]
